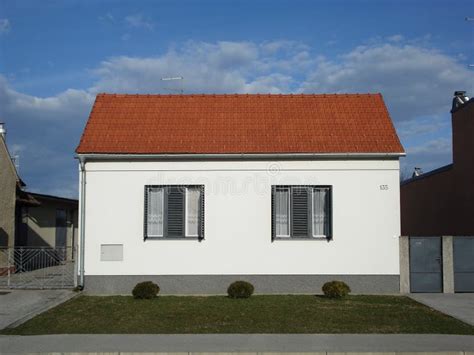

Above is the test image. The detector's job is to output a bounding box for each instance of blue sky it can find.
[0,0,473,197]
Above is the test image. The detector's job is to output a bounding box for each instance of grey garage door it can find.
[410,237,443,293]
[454,236,474,293]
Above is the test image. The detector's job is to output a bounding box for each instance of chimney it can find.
[412,167,423,178]
[0,122,5,139]
[451,90,473,171]
[452,91,470,112]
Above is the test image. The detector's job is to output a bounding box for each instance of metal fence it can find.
[0,247,76,289]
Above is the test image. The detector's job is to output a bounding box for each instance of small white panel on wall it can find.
[100,244,123,261]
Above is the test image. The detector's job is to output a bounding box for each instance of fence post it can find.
[73,245,78,288]
[7,247,11,288]
[42,248,46,289]
[61,247,65,288]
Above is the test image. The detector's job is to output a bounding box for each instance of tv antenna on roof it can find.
[467,17,474,68]
[161,76,184,94]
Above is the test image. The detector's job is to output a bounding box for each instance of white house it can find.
[76,93,405,294]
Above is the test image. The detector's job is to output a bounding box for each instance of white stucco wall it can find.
[80,159,401,276]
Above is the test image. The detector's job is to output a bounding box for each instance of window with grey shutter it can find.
[272,185,332,240]
[144,185,204,240]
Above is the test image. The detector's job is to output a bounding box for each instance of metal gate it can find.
[454,236,474,292]
[410,237,443,293]
[0,247,76,289]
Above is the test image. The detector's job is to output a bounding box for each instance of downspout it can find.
[78,156,86,289]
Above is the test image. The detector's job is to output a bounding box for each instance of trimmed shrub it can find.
[322,280,351,299]
[132,281,160,299]
[227,281,254,299]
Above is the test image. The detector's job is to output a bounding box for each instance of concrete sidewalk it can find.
[0,334,473,353]
[409,293,474,326]
[0,290,76,330]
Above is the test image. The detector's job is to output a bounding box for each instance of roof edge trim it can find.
[76,152,405,161]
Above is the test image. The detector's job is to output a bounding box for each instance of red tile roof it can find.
[76,93,404,155]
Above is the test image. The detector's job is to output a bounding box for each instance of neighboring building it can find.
[0,123,40,275]
[0,123,37,249]
[0,122,78,258]
[76,93,405,295]
[16,192,78,260]
[0,122,18,248]
[400,91,474,293]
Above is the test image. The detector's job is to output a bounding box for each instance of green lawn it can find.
[3,295,474,335]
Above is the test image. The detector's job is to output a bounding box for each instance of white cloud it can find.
[244,73,293,94]
[300,43,474,121]
[125,14,154,30]
[396,114,449,137]
[0,18,11,34]
[89,40,315,94]
[0,76,93,121]
[89,41,260,94]
[99,12,115,23]
[387,34,404,42]
[407,137,451,155]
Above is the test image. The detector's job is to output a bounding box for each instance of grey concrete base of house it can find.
[1,334,474,353]
[84,274,400,295]
[409,293,474,326]
[0,289,76,330]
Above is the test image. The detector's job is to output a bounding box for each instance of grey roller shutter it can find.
[271,186,276,241]
[166,186,185,237]
[198,185,205,240]
[143,186,149,240]
[291,186,310,237]
[327,188,333,240]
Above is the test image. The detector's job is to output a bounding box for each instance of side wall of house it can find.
[0,138,17,248]
[81,159,401,294]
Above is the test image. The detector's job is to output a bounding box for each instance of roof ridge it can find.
[96,92,383,98]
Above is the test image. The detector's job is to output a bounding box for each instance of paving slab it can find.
[0,289,76,330]
[0,334,473,353]
[409,294,474,326]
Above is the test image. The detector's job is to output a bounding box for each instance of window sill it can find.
[273,236,330,241]
[144,237,204,241]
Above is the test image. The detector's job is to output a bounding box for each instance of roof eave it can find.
[76,152,406,161]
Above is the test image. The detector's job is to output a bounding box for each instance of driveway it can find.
[0,289,76,330]
[409,293,474,326]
